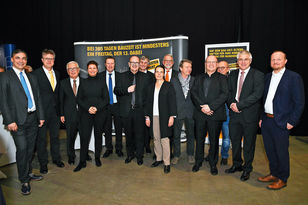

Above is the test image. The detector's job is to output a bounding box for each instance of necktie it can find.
[131,75,136,106]
[49,70,55,91]
[109,73,113,104]
[237,71,245,101]
[165,71,170,82]
[73,79,77,96]
[20,72,33,109]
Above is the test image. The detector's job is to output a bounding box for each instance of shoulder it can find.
[250,67,264,76]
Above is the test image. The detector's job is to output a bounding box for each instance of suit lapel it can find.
[274,69,288,99]
[10,70,27,98]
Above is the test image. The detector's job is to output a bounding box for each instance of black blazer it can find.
[33,67,60,115]
[99,70,121,104]
[59,77,84,123]
[172,74,195,119]
[227,68,264,123]
[0,70,44,125]
[114,71,148,117]
[191,72,228,121]
[145,81,177,138]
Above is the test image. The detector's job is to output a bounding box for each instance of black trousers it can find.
[79,110,106,162]
[64,119,79,161]
[229,117,258,172]
[195,117,222,166]
[144,125,151,150]
[11,111,38,183]
[104,103,123,151]
[36,107,61,166]
[122,108,145,159]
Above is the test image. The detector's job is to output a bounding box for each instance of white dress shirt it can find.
[264,67,286,114]
[105,71,117,103]
[235,67,251,102]
[12,67,36,112]
[153,87,160,116]
[70,77,80,93]
[42,66,57,87]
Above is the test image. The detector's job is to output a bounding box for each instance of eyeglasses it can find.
[238,58,250,62]
[163,60,173,63]
[43,58,55,61]
[217,66,226,69]
[206,61,217,64]
[130,62,139,65]
[68,67,79,71]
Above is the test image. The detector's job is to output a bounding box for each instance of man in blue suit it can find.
[258,51,305,190]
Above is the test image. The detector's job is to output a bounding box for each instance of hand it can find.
[39,120,45,127]
[89,106,97,114]
[259,120,262,128]
[128,85,136,93]
[201,104,213,115]
[230,103,240,113]
[145,118,150,127]
[60,116,65,123]
[168,116,174,127]
[286,123,294,130]
[7,122,18,132]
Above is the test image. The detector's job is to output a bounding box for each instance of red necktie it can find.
[165,71,170,82]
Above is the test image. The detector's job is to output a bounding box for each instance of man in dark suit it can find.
[172,59,195,165]
[191,55,228,175]
[225,50,264,181]
[33,49,64,174]
[258,51,305,190]
[114,56,148,165]
[139,56,155,153]
[100,56,124,158]
[59,61,83,165]
[0,49,45,195]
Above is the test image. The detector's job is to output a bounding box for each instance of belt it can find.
[131,104,140,110]
[266,113,274,118]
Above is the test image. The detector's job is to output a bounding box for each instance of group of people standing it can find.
[0,49,304,196]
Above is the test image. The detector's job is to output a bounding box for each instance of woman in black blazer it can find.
[145,65,177,173]
[74,60,109,172]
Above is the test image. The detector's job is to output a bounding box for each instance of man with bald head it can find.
[191,55,228,175]
[225,50,264,181]
[258,51,304,190]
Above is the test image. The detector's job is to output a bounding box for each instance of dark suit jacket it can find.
[172,74,195,119]
[145,81,177,138]
[263,69,305,129]
[227,68,264,123]
[99,70,121,104]
[0,69,44,125]
[59,77,84,123]
[191,72,228,121]
[114,71,148,117]
[33,67,60,116]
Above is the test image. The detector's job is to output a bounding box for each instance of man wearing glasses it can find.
[33,49,64,174]
[114,56,148,166]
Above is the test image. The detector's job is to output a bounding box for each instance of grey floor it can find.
[1,130,308,205]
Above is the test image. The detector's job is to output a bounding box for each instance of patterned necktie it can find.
[49,70,55,91]
[237,71,245,101]
[109,73,113,104]
[165,70,170,82]
[20,72,33,109]
[131,75,136,106]
[73,79,77,96]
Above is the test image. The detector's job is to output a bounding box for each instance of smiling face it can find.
[128,56,140,74]
[180,62,192,78]
[271,51,287,73]
[87,64,98,77]
[237,53,252,71]
[41,53,55,70]
[67,62,80,79]
[155,66,165,81]
[163,55,174,71]
[105,58,115,73]
[205,56,218,74]
[11,52,27,71]
[217,61,229,75]
[139,59,149,72]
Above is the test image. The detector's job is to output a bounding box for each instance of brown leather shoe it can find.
[258,174,278,182]
[267,179,287,190]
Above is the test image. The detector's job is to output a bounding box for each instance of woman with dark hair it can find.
[145,65,177,174]
[74,60,109,172]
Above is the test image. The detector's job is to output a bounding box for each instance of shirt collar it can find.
[12,66,26,76]
[272,67,286,75]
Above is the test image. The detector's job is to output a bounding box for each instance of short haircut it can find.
[105,56,115,63]
[12,49,28,58]
[163,54,173,60]
[42,49,56,58]
[140,56,150,62]
[272,50,287,59]
[237,50,252,59]
[87,60,98,68]
[179,59,192,68]
[66,61,79,70]
[129,55,139,62]
[155,65,165,73]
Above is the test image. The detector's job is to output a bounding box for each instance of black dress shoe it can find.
[164,165,170,174]
[29,173,43,181]
[192,164,202,172]
[86,154,92,161]
[68,159,75,165]
[204,155,209,162]
[152,154,156,160]
[220,158,228,165]
[53,160,65,168]
[225,165,243,174]
[103,150,113,158]
[151,161,163,167]
[73,162,86,172]
[240,171,250,181]
[95,158,102,167]
[137,159,143,166]
[210,166,218,175]
[21,183,31,195]
[40,165,48,174]
[125,156,135,164]
[116,150,124,157]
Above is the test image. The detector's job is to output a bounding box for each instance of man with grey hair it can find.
[225,50,264,181]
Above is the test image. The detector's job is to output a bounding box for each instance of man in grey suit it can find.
[171,59,195,165]
[0,49,45,195]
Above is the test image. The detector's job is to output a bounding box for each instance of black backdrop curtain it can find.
[1,0,307,135]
